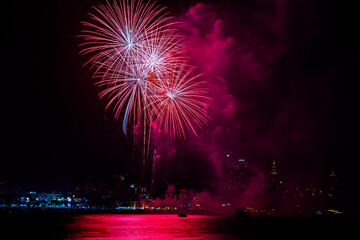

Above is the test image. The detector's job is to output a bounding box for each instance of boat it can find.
[235,209,250,218]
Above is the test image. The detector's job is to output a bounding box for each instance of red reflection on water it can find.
[66,214,229,239]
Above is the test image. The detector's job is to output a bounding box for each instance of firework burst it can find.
[79,0,172,80]
[96,63,155,131]
[149,63,210,139]
[79,0,210,139]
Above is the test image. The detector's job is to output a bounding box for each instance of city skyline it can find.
[0,154,344,216]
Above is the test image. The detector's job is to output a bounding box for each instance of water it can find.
[1,212,355,239]
[66,214,246,240]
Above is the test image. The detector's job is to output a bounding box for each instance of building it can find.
[271,160,277,184]
[224,152,248,195]
[267,159,283,213]
[328,170,340,209]
[0,180,8,195]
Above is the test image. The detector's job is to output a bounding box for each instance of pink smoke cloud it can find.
[173,0,289,177]
[149,1,301,212]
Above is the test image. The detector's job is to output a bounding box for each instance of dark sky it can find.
[1,0,359,210]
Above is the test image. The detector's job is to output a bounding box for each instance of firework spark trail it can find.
[79,0,172,81]
[80,0,174,133]
[149,63,210,139]
[79,0,210,139]
[96,63,156,128]
[136,27,186,81]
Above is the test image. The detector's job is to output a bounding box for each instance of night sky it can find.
[2,0,359,212]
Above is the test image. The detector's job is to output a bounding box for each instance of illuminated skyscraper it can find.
[328,170,339,209]
[268,159,282,213]
[271,159,277,184]
[224,152,248,194]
